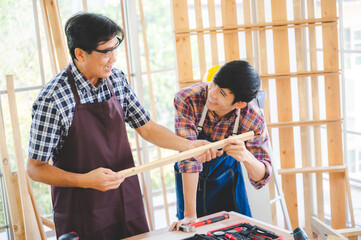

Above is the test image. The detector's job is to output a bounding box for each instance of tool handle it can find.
[191,213,230,227]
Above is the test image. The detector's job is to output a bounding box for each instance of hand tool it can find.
[58,232,79,240]
[118,131,254,178]
[180,213,230,232]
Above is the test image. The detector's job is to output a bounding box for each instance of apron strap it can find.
[67,66,81,105]
[232,109,240,136]
[197,106,208,134]
[197,106,240,136]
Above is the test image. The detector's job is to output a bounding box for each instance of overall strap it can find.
[197,106,208,134]
[232,109,240,136]
[67,66,81,105]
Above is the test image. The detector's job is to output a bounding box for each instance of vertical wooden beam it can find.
[221,0,239,61]
[138,0,170,226]
[271,0,298,228]
[6,76,42,239]
[42,0,68,70]
[0,92,25,239]
[256,0,275,225]
[172,0,194,89]
[320,0,346,229]
[243,0,254,65]
[293,0,312,236]
[194,0,207,78]
[39,0,57,75]
[207,0,219,66]
[307,0,324,222]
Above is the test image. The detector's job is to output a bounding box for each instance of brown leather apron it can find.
[51,66,148,239]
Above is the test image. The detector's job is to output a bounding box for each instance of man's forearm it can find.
[27,158,84,188]
[182,172,199,218]
[136,120,191,152]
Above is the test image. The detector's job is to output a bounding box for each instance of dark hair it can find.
[64,12,123,60]
[213,60,260,104]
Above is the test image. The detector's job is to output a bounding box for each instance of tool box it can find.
[182,222,282,240]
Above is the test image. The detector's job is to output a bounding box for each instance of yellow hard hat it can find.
[203,65,221,82]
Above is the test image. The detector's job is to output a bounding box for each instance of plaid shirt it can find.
[28,61,150,162]
[174,82,272,189]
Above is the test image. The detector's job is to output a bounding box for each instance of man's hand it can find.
[223,138,250,162]
[168,216,198,231]
[82,167,125,191]
[189,140,223,163]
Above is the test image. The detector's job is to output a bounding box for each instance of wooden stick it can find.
[0,89,26,239]
[336,228,361,237]
[277,165,346,175]
[41,216,55,230]
[26,176,46,239]
[267,118,342,129]
[311,216,347,240]
[138,0,170,225]
[178,69,340,85]
[118,131,254,178]
[7,75,40,239]
[174,17,338,35]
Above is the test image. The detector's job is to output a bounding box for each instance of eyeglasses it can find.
[93,36,123,57]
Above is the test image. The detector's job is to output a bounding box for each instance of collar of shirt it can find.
[69,61,106,96]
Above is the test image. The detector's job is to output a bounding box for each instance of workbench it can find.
[123,211,293,240]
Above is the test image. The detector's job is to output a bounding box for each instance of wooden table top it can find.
[123,211,293,240]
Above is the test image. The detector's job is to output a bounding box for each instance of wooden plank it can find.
[41,216,55,230]
[174,17,338,35]
[194,0,207,77]
[82,0,88,11]
[293,0,312,235]
[336,228,361,237]
[39,0,57,74]
[27,176,46,239]
[43,0,68,70]
[267,118,342,129]
[6,75,42,239]
[138,0,170,226]
[311,217,347,240]
[207,0,219,66]
[307,0,325,222]
[277,165,346,175]
[119,131,255,177]
[243,0,253,65]
[271,0,298,228]
[320,0,346,229]
[255,0,276,225]
[0,91,25,239]
[172,0,194,88]
[221,0,239,61]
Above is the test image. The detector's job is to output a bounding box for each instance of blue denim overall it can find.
[174,106,252,219]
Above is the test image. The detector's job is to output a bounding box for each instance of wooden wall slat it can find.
[207,0,219,66]
[271,0,298,228]
[255,0,276,226]
[307,0,325,222]
[42,0,68,70]
[194,0,207,78]
[172,0,194,88]
[243,0,253,65]
[7,76,42,239]
[293,0,312,235]
[221,0,239,61]
[320,0,346,230]
[0,100,25,239]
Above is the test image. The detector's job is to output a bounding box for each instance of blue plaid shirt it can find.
[28,61,150,162]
